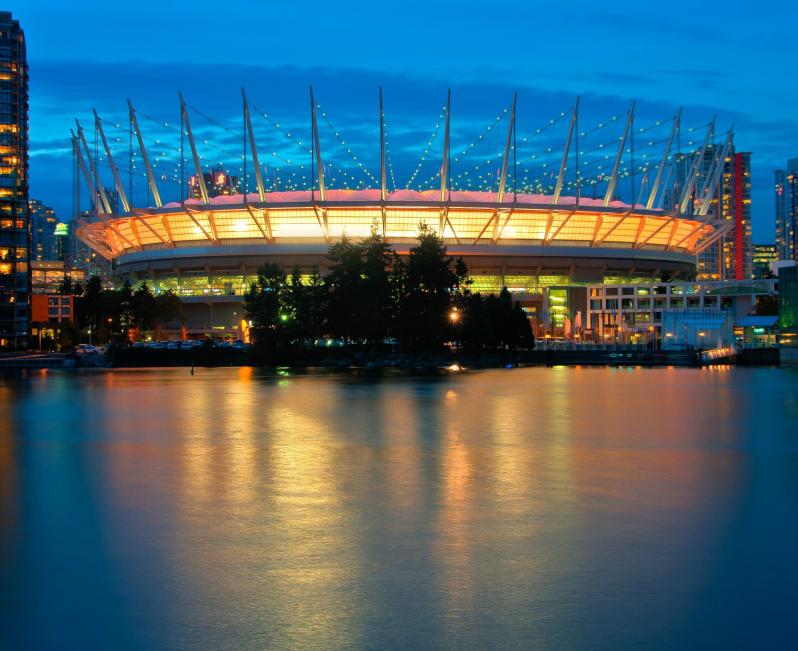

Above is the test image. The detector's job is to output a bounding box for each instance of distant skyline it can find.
[12,0,798,241]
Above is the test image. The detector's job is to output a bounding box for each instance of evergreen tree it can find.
[132,282,157,331]
[398,224,467,350]
[358,228,394,343]
[78,275,104,335]
[325,235,363,341]
[244,263,287,353]
[119,279,134,334]
[59,275,74,295]
[301,269,326,342]
[154,290,183,327]
[282,267,305,341]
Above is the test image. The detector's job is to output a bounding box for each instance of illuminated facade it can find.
[72,90,732,337]
[779,265,798,346]
[29,199,57,260]
[775,159,798,262]
[0,11,27,348]
[675,145,752,280]
[190,167,240,199]
[78,190,712,292]
[583,279,776,344]
[752,243,778,278]
[74,191,716,338]
[30,259,86,295]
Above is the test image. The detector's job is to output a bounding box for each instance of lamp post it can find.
[448,308,461,351]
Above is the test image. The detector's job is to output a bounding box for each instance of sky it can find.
[12,0,798,241]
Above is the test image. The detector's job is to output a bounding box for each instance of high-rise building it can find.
[189,167,239,199]
[74,209,113,281]
[752,243,778,278]
[775,158,798,262]
[672,145,752,280]
[29,199,58,260]
[0,12,28,348]
[54,221,72,263]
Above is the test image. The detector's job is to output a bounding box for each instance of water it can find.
[1,366,797,650]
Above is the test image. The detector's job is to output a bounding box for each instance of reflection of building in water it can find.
[169,377,364,649]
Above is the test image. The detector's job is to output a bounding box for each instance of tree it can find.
[754,295,778,316]
[358,228,394,343]
[119,279,134,334]
[300,269,326,342]
[457,288,533,352]
[282,267,306,341]
[58,320,79,352]
[154,290,183,326]
[77,275,104,336]
[397,224,468,350]
[325,235,363,341]
[59,275,74,295]
[244,263,287,353]
[132,282,157,331]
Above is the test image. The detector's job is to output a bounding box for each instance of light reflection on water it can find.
[1,366,798,650]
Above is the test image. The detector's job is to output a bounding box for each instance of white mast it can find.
[553,96,579,206]
[241,87,266,202]
[309,86,326,202]
[93,108,130,213]
[179,91,209,204]
[646,108,681,210]
[127,99,162,208]
[603,100,636,208]
[75,119,112,214]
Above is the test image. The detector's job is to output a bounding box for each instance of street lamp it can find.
[448,309,460,323]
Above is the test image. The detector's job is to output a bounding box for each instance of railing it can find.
[535,341,657,352]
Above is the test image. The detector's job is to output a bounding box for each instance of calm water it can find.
[1,366,797,650]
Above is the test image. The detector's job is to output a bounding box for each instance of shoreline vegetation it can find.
[36,225,535,363]
[9,226,771,370]
[242,225,534,364]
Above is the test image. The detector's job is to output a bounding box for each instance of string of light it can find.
[316,101,378,188]
[405,107,446,188]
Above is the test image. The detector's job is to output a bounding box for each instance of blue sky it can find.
[13,0,798,241]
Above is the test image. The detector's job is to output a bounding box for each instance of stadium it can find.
[72,90,732,337]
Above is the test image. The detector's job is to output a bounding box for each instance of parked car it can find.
[75,344,101,355]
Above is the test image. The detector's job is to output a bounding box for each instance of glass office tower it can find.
[0,11,28,348]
